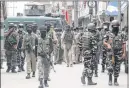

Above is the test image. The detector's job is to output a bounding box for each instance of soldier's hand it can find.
[53,40,57,44]
[13,45,17,49]
[122,53,126,59]
[107,44,111,49]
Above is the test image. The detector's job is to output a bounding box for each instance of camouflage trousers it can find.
[91,55,98,74]
[82,50,93,78]
[101,47,107,67]
[38,56,50,81]
[17,50,25,67]
[106,49,121,78]
[5,50,17,69]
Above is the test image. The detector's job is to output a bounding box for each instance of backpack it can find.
[4,32,17,50]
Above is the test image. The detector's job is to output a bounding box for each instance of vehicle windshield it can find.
[44,20,62,29]
[24,5,45,16]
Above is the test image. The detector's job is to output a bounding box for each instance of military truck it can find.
[4,3,67,32]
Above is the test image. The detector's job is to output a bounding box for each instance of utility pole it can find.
[127,0,129,28]
[0,1,7,67]
[74,0,78,28]
[118,0,121,29]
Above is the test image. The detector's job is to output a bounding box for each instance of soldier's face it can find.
[33,27,37,33]
[27,28,32,34]
[40,31,46,39]
[112,27,119,36]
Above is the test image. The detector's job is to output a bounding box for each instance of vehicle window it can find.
[23,21,35,25]
[8,21,20,25]
[44,20,62,28]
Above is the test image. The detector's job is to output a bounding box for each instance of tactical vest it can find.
[63,31,73,44]
[81,31,92,49]
[112,34,123,50]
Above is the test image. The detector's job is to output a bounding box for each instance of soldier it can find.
[61,25,74,67]
[101,22,111,72]
[32,23,38,60]
[54,28,63,64]
[22,24,37,79]
[38,26,53,88]
[46,24,58,81]
[78,27,84,63]
[96,26,103,64]
[4,23,18,73]
[17,24,25,72]
[104,20,126,86]
[81,23,97,85]
[72,27,78,64]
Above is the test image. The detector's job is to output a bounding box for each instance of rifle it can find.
[39,40,56,73]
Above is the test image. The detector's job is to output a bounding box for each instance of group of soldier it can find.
[1,18,128,88]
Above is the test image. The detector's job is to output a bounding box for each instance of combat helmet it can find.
[18,23,24,28]
[87,23,96,30]
[111,20,120,27]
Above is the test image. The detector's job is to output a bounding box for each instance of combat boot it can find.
[108,74,112,86]
[81,75,86,84]
[26,73,31,79]
[39,78,44,88]
[114,77,119,86]
[18,65,21,72]
[87,77,97,85]
[101,65,105,73]
[44,80,49,87]
[47,78,51,81]
[21,65,25,71]
[11,67,17,73]
[67,64,69,67]
[70,64,73,67]
[32,72,35,77]
[6,67,11,73]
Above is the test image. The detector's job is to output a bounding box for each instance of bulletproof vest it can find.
[112,34,123,50]
[81,31,92,49]
[24,34,33,51]
[39,37,50,54]
[64,31,73,44]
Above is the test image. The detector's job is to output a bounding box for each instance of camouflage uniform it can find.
[54,29,63,64]
[104,20,126,86]
[4,25,18,73]
[101,22,111,72]
[17,30,25,72]
[38,36,51,87]
[81,23,97,85]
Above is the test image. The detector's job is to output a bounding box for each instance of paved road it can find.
[1,62,128,88]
